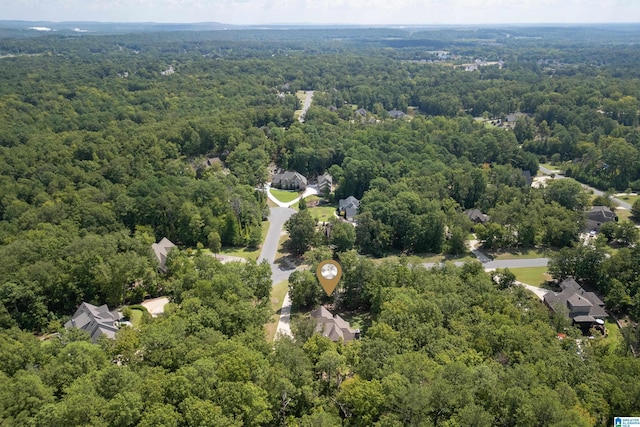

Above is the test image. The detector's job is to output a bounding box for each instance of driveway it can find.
[265,183,319,208]
[141,297,169,317]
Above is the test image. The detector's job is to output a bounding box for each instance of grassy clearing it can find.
[617,194,639,204]
[265,280,289,342]
[600,318,622,353]
[616,208,633,222]
[486,248,550,260]
[308,206,337,222]
[539,163,563,173]
[269,188,301,204]
[293,91,308,120]
[341,311,372,332]
[370,251,475,266]
[129,309,144,328]
[510,267,551,288]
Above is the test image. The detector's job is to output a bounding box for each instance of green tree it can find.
[632,198,640,221]
[288,270,322,309]
[329,220,356,253]
[544,178,589,211]
[336,376,385,426]
[285,210,316,256]
[207,231,222,254]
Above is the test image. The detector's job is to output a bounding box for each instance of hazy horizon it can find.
[1,0,639,27]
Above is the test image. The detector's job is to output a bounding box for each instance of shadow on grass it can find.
[484,247,550,260]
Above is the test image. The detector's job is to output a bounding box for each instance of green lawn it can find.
[538,163,563,173]
[129,308,144,328]
[616,209,634,223]
[617,194,639,205]
[600,318,622,353]
[510,267,551,288]
[308,205,337,222]
[269,188,301,203]
[370,251,475,266]
[305,195,321,204]
[341,311,372,332]
[486,248,550,260]
[265,280,289,342]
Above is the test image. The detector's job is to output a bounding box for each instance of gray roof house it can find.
[311,306,359,342]
[464,209,490,224]
[272,170,308,190]
[544,278,607,330]
[152,237,176,273]
[355,108,367,117]
[586,206,617,231]
[317,172,333,193]
[388,109,406,119]
[339,196,360,221]
[64,302,123,342]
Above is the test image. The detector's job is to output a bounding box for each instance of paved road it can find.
[298,90,314,123]
[258,206,298,339]
[258,208,296,265]
[538,166,632,210]
[423,257,549,270]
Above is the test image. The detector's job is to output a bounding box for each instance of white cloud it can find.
[0,0,639,24]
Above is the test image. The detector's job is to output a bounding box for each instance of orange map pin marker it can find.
[316,260,342,296]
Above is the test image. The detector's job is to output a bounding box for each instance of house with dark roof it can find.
[505,112,527,123]
[388,109,406,119]
[543,278,607,332]
[311,306,359,342]
[355,108,367,117]
[152,237,175,273]
[586,206,617,231]
[522,170,533,187]
[203,156,222,168]
[64,302,123,342]
[272,170,308,190]
[464,209,490,224]
[317,172,333,194]
[338,196,360,221]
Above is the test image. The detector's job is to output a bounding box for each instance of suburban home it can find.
[543,278,607,333]
[64,302,124,342]
[388,109,406,119]
[464,209,490,224]
[505,112,527,123]
[355,108,367,117]
[338,196,360,221]
[311,306,360,343]
[203,156,222,168]
[272,170,308,190]
[152,237,176,273]
[586,206,617,231]
[317,172,333,193]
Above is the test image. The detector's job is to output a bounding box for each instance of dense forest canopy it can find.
[1,23,640,426]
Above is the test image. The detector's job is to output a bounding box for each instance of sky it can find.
[1,0,640,26]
